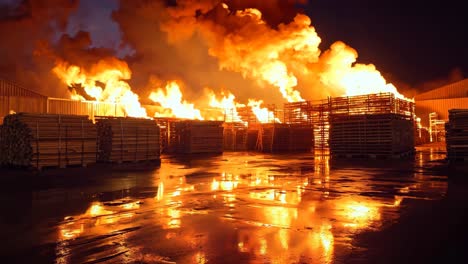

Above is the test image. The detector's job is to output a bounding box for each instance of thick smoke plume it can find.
[2,0,411,112]
[0,0,79,97]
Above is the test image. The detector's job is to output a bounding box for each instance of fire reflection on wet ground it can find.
[0,146,449,263]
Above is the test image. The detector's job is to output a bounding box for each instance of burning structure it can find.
[0,1,420,160]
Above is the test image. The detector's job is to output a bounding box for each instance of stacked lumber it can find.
[96,117,160,163]
[329,93,414,117]
[446,109,468,161]
[255,124,314,153]
[256,124,290,152]
[223,122,247,151]
[289,125,314,152]
[0,113,97,169]
[330,114,414,158]
[167,120,223,154]
[154,117,179,153]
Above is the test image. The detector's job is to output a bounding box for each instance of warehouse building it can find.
[415,78,468,141]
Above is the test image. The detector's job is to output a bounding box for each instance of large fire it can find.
[149,81,203,120]
[53,3,411,123]
[53,58,147,118]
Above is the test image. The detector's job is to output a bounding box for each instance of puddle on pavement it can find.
[0,147,449,263]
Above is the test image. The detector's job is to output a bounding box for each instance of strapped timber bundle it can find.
[0,113,97,169]
[255,123,314,153]
[96,117,160,163]
[168,120,223,154]
[446,109,468,161]
[154,117,178,153]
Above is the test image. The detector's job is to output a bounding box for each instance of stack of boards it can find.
[0,113,96,169]
[168,120,223,154]
[446,109,468,162]
[96,117,161,163]
[330,114,414,158]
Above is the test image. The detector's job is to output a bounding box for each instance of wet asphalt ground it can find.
[0,144,467,263]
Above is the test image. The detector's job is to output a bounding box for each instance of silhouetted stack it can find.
[96,117,160,163]
[168,120,223,154]
[330,114,414,158]
[446,109,468,161]
[223,122,247,151]
[255,124,314,153]
[0,113,97,169]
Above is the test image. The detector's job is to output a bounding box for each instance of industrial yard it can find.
[1,1,467,263]
[2,146,466,263]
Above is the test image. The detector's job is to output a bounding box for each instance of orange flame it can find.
[320,42,410,100]
[208,90,245,123]
[248,99,281,124]
[53,59,148,117]
[149,81,203,120]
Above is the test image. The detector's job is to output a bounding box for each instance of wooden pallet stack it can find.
[255,124,314,153]
[330,114,414,158]
[96,117,160,163]
[446,109,468,161]
[256,124,290,152]
[0,113,97,169]
[154,117,179,153]
[223,122,247,151]
[283,100,329,150]
[289,125,314,152]
[167,120,223,154]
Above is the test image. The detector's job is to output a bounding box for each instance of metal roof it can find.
[415,78,468,101]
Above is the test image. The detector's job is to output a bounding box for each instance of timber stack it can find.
[329,93,415,158]
[255,124,314,153]
[154,117,180,153]
[0,113,97,169]
[446,109,468,161]
[223,122,247,151]
[168,120,223,154]
[96,117,161,163]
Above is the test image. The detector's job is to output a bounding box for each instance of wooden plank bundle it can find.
[255,124,314,153]
[289,125,314,152]
[330,114,414,158]
[0,113,97,169]
[96,117,160,163]
[223,122,247,151]
[167,120,223,154]
[446,109,468,161]
[154,117,179,153]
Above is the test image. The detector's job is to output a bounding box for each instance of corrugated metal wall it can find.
[47,98,126,118]
[1,79,48,122]
[416,98,468,127]
[415,79,468,101]
[0,95,47,119]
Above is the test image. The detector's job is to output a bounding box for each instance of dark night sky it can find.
[304,0,467,86]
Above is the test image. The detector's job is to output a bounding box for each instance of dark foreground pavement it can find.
[0,146,465,263]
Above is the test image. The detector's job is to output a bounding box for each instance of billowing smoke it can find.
[1,0,409,116]
[0,0,80,97]
[114,0,403,106]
